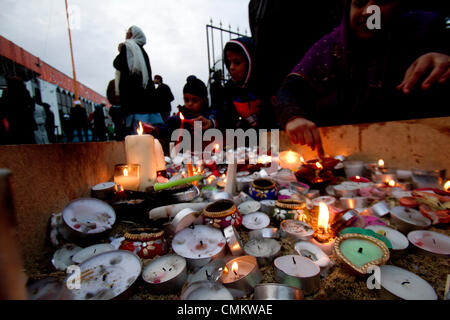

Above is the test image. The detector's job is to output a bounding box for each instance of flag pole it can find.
[64,0,79,103]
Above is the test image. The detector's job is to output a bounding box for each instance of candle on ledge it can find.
[125,122,156,191]
[114,164,140,191]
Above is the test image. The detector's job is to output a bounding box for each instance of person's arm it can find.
[113,45,128,72]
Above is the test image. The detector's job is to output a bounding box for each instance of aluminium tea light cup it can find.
[274,255,320,296]
[344,161,364,178]
[254,283,303,300]
[59,250,142,300]
[142,254,187,295]
[52,244,83,271]
[407,230,450,256]
[380,265,437,300]
[333,184,360,198]
[91,182,116,200]
[211,191,233,201]
[260,199,276,214]
[294,241,331,276]
[248,228,280,240]
[244,238,281,266]
[180,280,233,300]
[331,209,360,234]
[289,181,310,195]
[62,198,116,239]
[366,201,391,218]
[220,255,263,298]
[71,243,115,264]
[312,196,336,208]
[187,259,225,285]
[165,208,202,236]
[390,206,431,234]
[224,225,244,256]
[172,225,227,270]
[280,220,314,241]
[306,189,321,199]
[365,225,409,253]
[113,164,140,191]
[339,197,369,210]
[334,233,390,276]
[237,201,261,215]
[242,212,271,230]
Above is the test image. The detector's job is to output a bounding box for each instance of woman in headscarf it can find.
[114,26,161,134]
[275,0,449,152]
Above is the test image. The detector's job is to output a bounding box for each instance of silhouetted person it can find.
[210,70,226,110]
[0,76,36,144]
[93,103,107,141]
[42,103,56,143]
[154,75,174,122]
[70,101,88,142]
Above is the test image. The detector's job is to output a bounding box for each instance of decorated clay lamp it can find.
[271,199,307,225]
[220,256,263,298]
[334,233,390,276]
[142,254,187,294]
[249,178,278,201]
[59,250,142,300]
[172,225,226,270]
[273,255,321,296]
[407,230,450,256]
[279,150,303,172]
[254,283,303,300]
[280,220,314,241]
[380,265,437,300]
[203,199,242,229]
[119,228,168,260]
[244,238,282,266]
[310,202,336,255]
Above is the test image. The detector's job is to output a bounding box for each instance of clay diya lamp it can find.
[249,178,278,201]
[119,228,168,260]
[203,199,242,229]
[271,199,307,225]
[334,233,390,276]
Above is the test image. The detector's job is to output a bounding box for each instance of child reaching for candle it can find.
[275,0,449,152]
[222,37,278,130]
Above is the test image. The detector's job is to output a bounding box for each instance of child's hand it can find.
[397,52,450,94]
[285,117,323,155]
[192,116,214,130]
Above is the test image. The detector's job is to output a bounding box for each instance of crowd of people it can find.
[0,0,448,150]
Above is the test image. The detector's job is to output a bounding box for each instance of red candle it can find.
[349,176,370,183]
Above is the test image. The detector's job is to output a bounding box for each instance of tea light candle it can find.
[407,230,450,256]
[390,206,431,234]
[166,208,201,236]
[344,161,364,178]
[274,255,321,296]
[380,265,437,300]
[72,244,115,264]
[91,182,116,200]
[187,260,225,284]
[260,200,276,214]
[340,197,368,210]
[244,238,281,266]
[365,225,408,252]
[349,176,370,183]
[312,196,336,208]
[59,250,142,300]
[180,280,233,300]
[279,151,302,171]
[142,254,187,294]
[248,228,280,240]
[333,184,360,198]
[220,256,263,298]
[237,201,261,215]
[280,220,314,241]
[114,164,140,191]
[242,212,271,230]
[294,241,331,276]
[334,234,390,275]
[125,123,156,191]
[223,225,244,256]
[172,225,226,270]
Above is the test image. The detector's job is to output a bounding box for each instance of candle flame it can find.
[206,175,216,184]
[356,176,360,180]
[224,265,229,274]
[316,162,323,170]
[179,112,185,121]
[286,151,298,164]
[388,179,396,187]
[118,185,124,192]
[318,202,329,233]
[445,180,450,192]
[123,168,129,177]
[137,121,144,136]
[300,156,305,163]
[378,159,385,168]
[231,262,239,275]
[214,144,220,152]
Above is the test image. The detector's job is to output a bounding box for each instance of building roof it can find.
[0,35,108,105]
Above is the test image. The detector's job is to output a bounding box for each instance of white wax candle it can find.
[72,243,115,264]
[310,237,336,256]
[280,220,314,240]
[242,212,271,230]
[244,238,281,258]
[380,265,437,300]
[125,133,156,191]
[407,230,450,255]
[365,225,408,251]
[142,255,186,284]
[274,255,320,278]
[221,258,255,284]
[294,241,331,269]
[114,174,140,191]
[154,139,166,172]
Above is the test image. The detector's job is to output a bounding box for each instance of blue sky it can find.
[0,0,250,111]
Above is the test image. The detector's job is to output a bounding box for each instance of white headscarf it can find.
[124,26,149,89]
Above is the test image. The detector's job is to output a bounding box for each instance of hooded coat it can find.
[275,2,449,128]
[223,37,278,130]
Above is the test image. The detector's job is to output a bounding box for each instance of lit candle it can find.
[344,160,364,178]
[279,151,302,171]
[349,176,370,183]
[378,159,385,169]
[310,202,335,255]
[114,165,140,191]
[220,256,262,298]
[125,122,156,191]
[444,180,450,193]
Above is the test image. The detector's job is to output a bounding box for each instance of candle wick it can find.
[200,240,204,247]
[162,267,166,272]
[233,270,238,276]
[433,239,436,245]
[358,247,363,254]
[205,270,210,279]
[292,257,296,264]
[189,223,195,229]
[401,281,410,286]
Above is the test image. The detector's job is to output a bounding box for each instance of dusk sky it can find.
[0,0,250,112]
